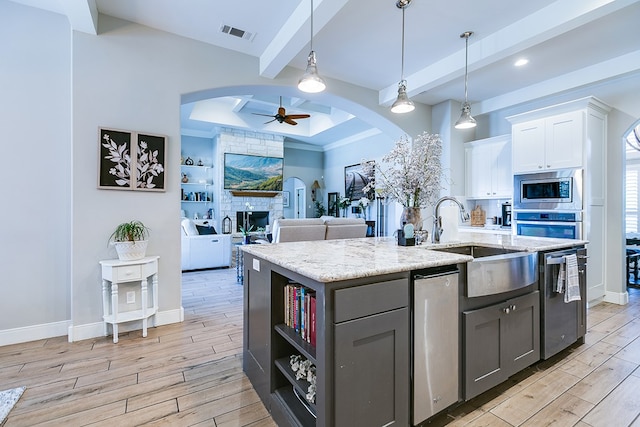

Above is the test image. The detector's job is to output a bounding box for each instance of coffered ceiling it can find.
[11,0,640,147]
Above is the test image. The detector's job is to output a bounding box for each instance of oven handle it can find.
[546,256,566,265]
[515,220,581,226]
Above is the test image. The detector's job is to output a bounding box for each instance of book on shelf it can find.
[283,282,316,346]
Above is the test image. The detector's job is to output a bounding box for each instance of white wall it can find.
[3,4,636,345]
[0,2,71,342]
[0,7,436,344]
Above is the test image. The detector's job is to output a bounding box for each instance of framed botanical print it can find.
[98,127,167,192]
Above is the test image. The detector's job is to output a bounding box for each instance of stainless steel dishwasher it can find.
[412,266,459,425]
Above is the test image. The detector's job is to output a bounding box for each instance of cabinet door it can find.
[242,256,271,403]
[545,111,583,170]
[334,308,409,427]
[493,140,512,198]
[466,144,493,198]
[512,119,545,173]
[463,303,507,400]
[504,291,540,373]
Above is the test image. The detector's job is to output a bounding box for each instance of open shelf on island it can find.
[274,324,316,362]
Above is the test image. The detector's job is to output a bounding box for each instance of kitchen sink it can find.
[431,245,538,297]
[430,245,520,258]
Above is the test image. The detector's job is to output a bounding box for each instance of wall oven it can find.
[514,169,583,211]
[514,211,583,240]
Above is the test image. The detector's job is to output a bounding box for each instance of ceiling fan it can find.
[252,96,310,126]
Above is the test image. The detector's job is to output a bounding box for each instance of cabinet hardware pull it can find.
[503,307,510,314]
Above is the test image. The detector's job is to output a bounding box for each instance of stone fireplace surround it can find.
[216,128,284,234]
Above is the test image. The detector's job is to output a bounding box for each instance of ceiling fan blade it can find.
[286,114,311,120]
[284,118,298,126]
[264,118,277,124]
[252,113,276,117]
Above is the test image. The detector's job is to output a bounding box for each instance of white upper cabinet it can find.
[511,111,584,174]
[465,135,512,199]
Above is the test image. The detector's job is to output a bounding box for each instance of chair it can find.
[181,218,231,270]
[627,247,640,287]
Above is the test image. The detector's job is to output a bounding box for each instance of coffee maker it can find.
[501,202,512,227]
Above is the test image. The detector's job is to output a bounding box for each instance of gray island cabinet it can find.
[241,234,585,426]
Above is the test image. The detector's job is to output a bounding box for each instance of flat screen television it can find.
[223,153,284,191]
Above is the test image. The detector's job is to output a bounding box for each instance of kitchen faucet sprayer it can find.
[432,196,470,243]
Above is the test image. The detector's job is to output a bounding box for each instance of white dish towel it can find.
[556,254,581,303]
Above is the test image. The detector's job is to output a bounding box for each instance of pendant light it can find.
[391,0,414,114]
[455,31,476,129]
[298,0,326,93]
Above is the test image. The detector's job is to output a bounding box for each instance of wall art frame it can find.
[344,161,375,201]
[98,127,167,192]
[282,191,290,207]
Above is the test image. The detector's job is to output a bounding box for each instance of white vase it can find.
[114,240,148,261]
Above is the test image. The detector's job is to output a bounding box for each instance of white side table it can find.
[99,256,159,343]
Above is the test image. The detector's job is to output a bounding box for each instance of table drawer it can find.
[113,265,142,282]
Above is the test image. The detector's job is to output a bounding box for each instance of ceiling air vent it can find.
[220,24,255,41]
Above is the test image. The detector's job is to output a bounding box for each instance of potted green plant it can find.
[239,224,254,245]
[109,220,150,260]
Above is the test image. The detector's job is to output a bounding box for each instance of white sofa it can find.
[267,217,367,243]
[181,218,232,270]
[322,217,369,240]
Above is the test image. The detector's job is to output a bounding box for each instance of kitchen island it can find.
[241,232,586,427]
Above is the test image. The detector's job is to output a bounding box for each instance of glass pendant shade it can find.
[298,51,326,93]
[390,0,413,114]
[455,31,477,129]
[391,80,415,114]
[454,102,476,129]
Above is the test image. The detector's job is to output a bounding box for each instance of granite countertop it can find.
[240,231,587,283]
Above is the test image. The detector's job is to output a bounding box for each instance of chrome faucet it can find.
[432,196,470,243]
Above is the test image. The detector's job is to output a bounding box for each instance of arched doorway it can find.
[624,122,640,288]
[283,177,306,219]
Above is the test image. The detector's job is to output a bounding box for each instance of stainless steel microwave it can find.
[514,169,583,210]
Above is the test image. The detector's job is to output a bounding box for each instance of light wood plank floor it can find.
[1,268,640,426]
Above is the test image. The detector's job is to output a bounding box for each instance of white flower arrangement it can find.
[290,354,316,403]
[338,196,351,210]
[361,132,445,208]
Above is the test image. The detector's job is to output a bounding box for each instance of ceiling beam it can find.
[379,0,637,106]
[475,50,640,115]
[64,0,98,35]
[259,0,349,79]
[9,0,98,34]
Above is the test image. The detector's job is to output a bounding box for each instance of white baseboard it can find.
[0,307,185,346]
[604,290,629,305]
[0,320,71,347]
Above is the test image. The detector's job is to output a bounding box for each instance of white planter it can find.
[113,240,148,261]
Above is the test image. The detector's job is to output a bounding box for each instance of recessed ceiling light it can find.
[514,58,529,67]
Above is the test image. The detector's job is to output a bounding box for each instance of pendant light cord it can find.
[400,6,405,80]
[463,34,469,102]
[310,0,314,52]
